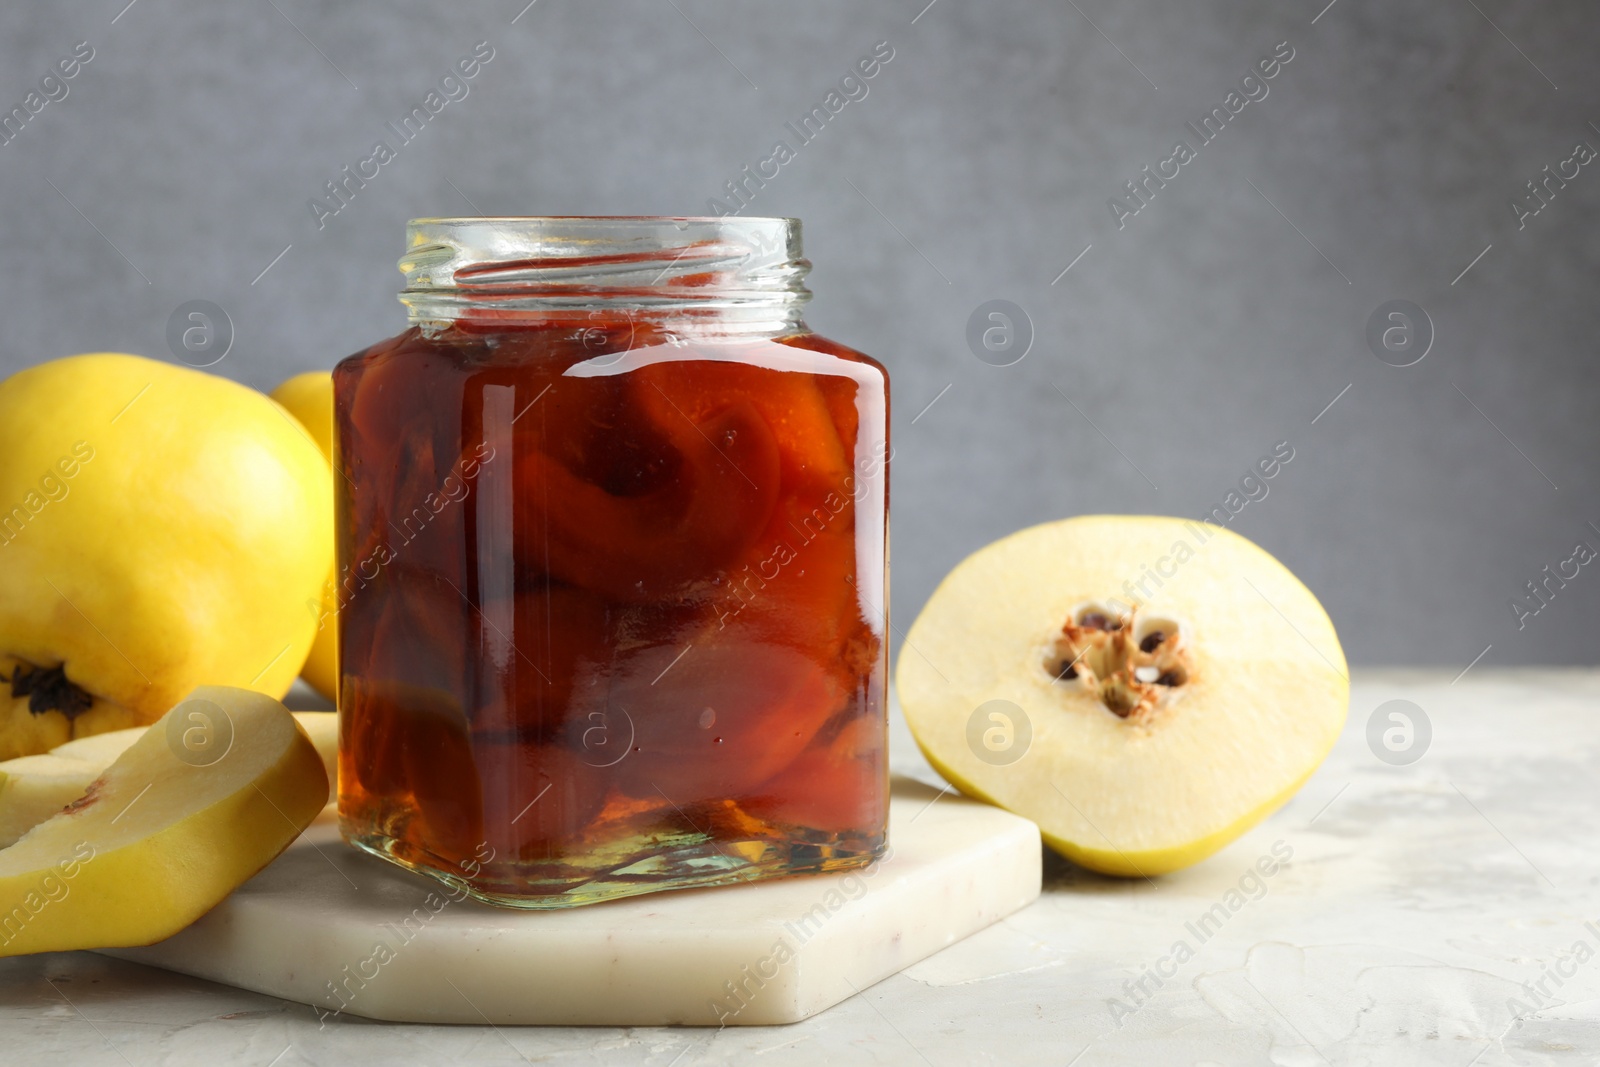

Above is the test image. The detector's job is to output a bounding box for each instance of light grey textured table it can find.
[2,669,1595,1065]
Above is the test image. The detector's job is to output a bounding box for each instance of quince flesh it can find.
[897,516,1347,876]
[0,354,333,758]
[0,686,327,957]
[0,711,337,848]
[270,371,338,705]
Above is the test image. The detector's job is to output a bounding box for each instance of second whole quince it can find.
[270,371,338,705]
[0,353,334,759]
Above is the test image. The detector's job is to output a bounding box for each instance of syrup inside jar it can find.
[333,217,889,908]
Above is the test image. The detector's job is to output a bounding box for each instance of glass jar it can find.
[332,217,889,908]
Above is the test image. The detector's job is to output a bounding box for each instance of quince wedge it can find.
[0,711,337,848]
[270,371,339,705]
[0,686,327,957]
[897,516,1347,876]
[0,353,334,758]
[0,729,142,849]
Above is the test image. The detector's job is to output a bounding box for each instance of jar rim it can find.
[399,216,810,325]
[406,214,800,224]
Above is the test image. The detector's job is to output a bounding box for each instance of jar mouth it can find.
[399,216,811,325]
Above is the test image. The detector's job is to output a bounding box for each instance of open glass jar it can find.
[333,217,889,908]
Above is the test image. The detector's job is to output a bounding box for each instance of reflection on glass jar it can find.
[333,217,890,908]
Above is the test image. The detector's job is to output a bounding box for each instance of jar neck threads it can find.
[399,216,811,337]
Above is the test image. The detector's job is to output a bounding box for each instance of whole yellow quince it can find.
[269,371,338,705]
[0,353,334,759]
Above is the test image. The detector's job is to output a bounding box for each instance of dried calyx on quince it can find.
[7,663,95,720]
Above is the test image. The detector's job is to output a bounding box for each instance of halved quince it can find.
[898,516,1347,876]
[0,687,326,957]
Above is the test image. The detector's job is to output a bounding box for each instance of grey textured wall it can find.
[2,1,1596,666]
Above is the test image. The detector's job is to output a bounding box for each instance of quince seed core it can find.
[1045,602,1190,721]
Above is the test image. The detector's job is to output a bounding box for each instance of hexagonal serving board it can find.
[101,777,1040,1026]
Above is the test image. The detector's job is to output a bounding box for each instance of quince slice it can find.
[47,728,144,764]
[898,516,1347,876]
[0,687,326,957]
[0,713,336,849]
[0,728,141,848]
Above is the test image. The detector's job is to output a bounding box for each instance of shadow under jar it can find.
[333,217,890,908]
